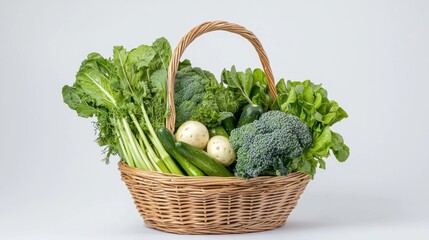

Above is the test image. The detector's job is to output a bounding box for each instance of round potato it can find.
[206,136,236,166]
[175,121,209,149]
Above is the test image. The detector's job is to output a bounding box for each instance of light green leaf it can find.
[276,78,287,94]
[314,111,323,122]
[253,68,265,84]
[309,126,332,156]
[150,69,167,98]
[151,37,172,69]
[112,46,129,84]
[76,104,98,118]
[318,158,326,169]
[314,93,322,109]
[75,69,118,110]
[303,87,314,103]
[126,45,156,69]
[330,107,348,125]
[322,112,336,124]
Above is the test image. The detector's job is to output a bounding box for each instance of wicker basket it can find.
[119,20,311,234]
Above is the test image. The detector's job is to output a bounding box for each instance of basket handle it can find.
[166,21,277,131]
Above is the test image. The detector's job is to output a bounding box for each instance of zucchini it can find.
[237,104,263,127]
[157,127,205,176]
[221,115,236,135]
[175,141,233,177]
[208,126,229,138]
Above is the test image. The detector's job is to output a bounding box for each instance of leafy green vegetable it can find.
[275,79,349,177]
[221,66,272,111]
[62,38,182,175]
[174,62,239,128]
[63,35,350,179]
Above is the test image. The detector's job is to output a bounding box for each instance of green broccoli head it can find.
[174,66,223,127]
[230,110,312,178]
[174,70,206,105]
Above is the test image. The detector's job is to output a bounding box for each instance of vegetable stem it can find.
[129,112,170,173]
[118,136,133,167]
[121,118,154,170]
[140,105,183,175]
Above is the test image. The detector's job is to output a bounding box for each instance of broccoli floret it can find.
[230,111,312,178]
[175,101,197,127]
[174,71,206,105]
[174,66,222,127]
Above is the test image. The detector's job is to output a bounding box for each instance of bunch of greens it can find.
[221,66,272,111]
[62,35,349,179]
[275,79,350,177]
[62,38,182,175]
[174,61,239,128]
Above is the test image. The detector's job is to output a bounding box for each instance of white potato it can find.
[206,136,236,166]
[175,121,209,149]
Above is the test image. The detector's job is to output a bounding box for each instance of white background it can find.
[1,0,428,239]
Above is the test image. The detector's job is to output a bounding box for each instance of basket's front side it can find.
[119,162,310,234]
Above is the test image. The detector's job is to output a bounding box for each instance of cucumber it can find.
[208,126,229,138]
[157,127,205,176]
[221,115,236,135]
[175,141,233,177]
[237,104,264,127]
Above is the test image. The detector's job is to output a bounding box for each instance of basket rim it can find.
[118,161,310,186]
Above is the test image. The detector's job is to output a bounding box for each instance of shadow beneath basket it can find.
[281,192,404,231]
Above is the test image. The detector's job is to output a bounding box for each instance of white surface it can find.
[1,0,428,239]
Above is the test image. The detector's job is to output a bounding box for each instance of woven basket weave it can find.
[119,21,311,234]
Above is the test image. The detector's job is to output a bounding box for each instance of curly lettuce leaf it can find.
[276,79,349,177]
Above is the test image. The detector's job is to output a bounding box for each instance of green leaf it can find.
[331,131,344,151]
[331,131,350,162]
[127,45,155,68]
[303,87,314,103]
[243,68,254,98]
[253,68,265,84]
[328,100,339,113]
[286,87,297,105]
[318,158,326,169]
[75,104,99,118]
[62,85,99,118]
[276,78,287,94]
[222,66,253,105]
[75,69,118,110]
[62,85,80,110]
[322,112,336,124]
[314,111,323,122]
[333,144,350,162]
[150,69,167,97]
[151,37,172,69]
[330,107,348,125]
[178,59,192,71]
[112,46,130,87]
[314,93,322,109]
[309,126,332,157]
[216,86,239,113]
[295,84,304,94]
